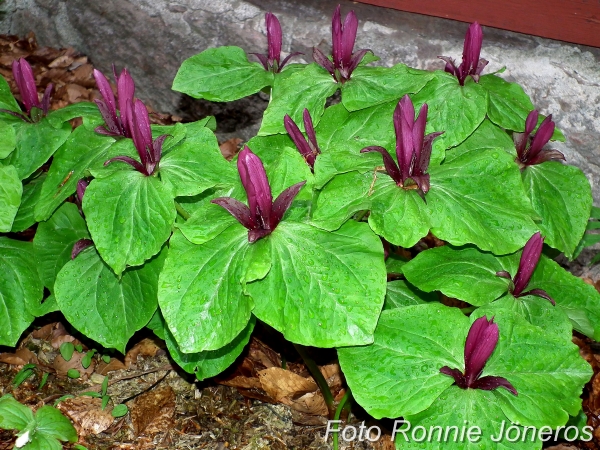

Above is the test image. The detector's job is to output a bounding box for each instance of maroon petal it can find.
[341,10,358,68]
[0,108,29,122]
[409,173,430,194]
[41,83,53,115]
[93,69,117,120]
[76,179,89,204]
[395,96,415,180]
[249,52,269,71]
[104,155,147,175]
[360,146,402,186]
[440,366,467,389]
[237,147,273,227]
[331,5,343,66]
[528,115,555,159]
[211,197,255,230]
[472,375,518,396]
[94,99,121,135]
[495,270,512,279]
[151,134,169,168]
[464,316,499,386]
[464,22,483,76]
[313,47,336,76]
[438,56,457,76]
[347,49,371,76]
[513,232,543,296]
[131,99,152,167]
[412,103,428,164]
[521,288,556,306]
[285,114,315,167]
[271,181,306,228]
[279,52,304,71]
[116,68,135,133]
[248,228,272,243]
[526,149,566,166]
[302,108,320,155]
[525,110,539,135]
[16,58,41,112]
[266,12,282,64]
[71,239,94,259]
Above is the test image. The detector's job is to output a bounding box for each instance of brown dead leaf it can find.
[0,348,39,366]
[57,396,114,437]
[48,54,74,68]
[258,367,328,416]
[95,358,127,376]
[124,338,162,368]
[32,322,66,341]
[53,352,96,379]
[130,385,176,436]
[219,138,243,160]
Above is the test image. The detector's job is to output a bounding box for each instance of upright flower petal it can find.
[512,232,543,296]
[116,68,135,135]
[270,181,306,228]
[93,69,117,120]
[266,12,282,65]
[527,115,555,159]
[341,10,358,68]
[331,5,343,67]
[439,22,488,85]
[464,316,499,386]
[131,99,152,168]
[394,96,415,180]
[238,147,273,228]
[12,58,40,113]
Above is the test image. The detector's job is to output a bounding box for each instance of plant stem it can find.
[174,201,191,220]
[293,343,335,418]
[333,389,352,450]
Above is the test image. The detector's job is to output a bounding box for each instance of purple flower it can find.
[439,22,488,86]
[5,58,53,122]
[284,108,320,170]
[513,111,565,168]
[440,316,518,395]
[212,146,306,243]
[496,232,555,305]
[250,12,302,73]
[313,4,370,83]
[93,66,135,137]
[75,178,90,216]
[104,99,168,176]
[71,239,94,260]
[360,95,443,194]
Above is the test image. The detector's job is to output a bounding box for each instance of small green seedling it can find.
[12,364,36,388]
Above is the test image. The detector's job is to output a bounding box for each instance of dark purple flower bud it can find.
[361,95,442,194]
[440,316,517,395]
[104,99,167,176]
[75,178,90,216]
[6,58,53,122]
[250,12,302,73]
[284,109,321,170]
[71,239,94,259]
[514,111,565,168]
[93,66,136,137]
[212,146,306,243]
[438,22,488,86]
[313,4,371,83]
[496,232,555,305]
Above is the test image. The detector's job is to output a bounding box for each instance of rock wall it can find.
[2,0,600,201]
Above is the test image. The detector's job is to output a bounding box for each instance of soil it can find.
[1,33,600,450]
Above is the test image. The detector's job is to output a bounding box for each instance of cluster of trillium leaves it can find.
[0,5,597,449]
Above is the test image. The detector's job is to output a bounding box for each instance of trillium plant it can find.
[0,5,597,449]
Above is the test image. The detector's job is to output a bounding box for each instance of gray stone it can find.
[2,0,600,202]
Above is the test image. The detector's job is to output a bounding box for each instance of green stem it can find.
[333,389,352,450]
[354,210,369,222]
[293,343,335,418]
[174,201,191,220]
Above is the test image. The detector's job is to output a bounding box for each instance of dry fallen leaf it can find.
[0,348,39,366]
[57,396,114,437]
[219,137,243,160]
[53,352,96,379]
[129,385,176,436]
[95,358,127,376]
[124,338,162,368]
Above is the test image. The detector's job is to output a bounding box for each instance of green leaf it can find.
[83,170,176,275]
[172,46,273,102]
[81,350,96,369]
[101,355,111,364]
[411,71,487,152]
[0,394,34,430]
[164,316,254,381]
[248,221,386,347]
[522,162,592,259]
[384,280,436,310]
[101,396,109,410]
[38,373,49,390]
[59,342,75,361]
[12,172,46,232]
[146,309,166,339]
[159,126,237,197]
[428,149,538,254]
[403,246,511,306]
[158,227,254,353]
[259,63,338,136]
[245,134,295,167]
[446,119,515,163]
[54,246,166,352]
[479,74,534,132]
[386,254,408,275]
[46,102,102,128]
[178,199,239,245]
[31,294,58,317]
[111,404,128,418]
[33,202,89,292]
[0,76,21,113]
[0,164,22,231]
[0,120,16,158]
[35,405,77,443]
[34,126,115,222]
[341,65,433,111]
[101,376,109,396]
[0,238,42,346]
[67,369,80,379]
[5,119,71,180]
[12,364,36,388]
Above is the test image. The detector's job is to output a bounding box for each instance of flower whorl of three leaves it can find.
[250,12,302,73]
[212,147,306,242]
[440,316,518,395]
[313,4,370,83]
[361,95,443,194]
[3,58,53,122]
[104,99,168,176]
[439,22,488,86]
[514,110,565,167]
[93,66,135,137]
[284,108,320,170]
[496,232,556,304]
